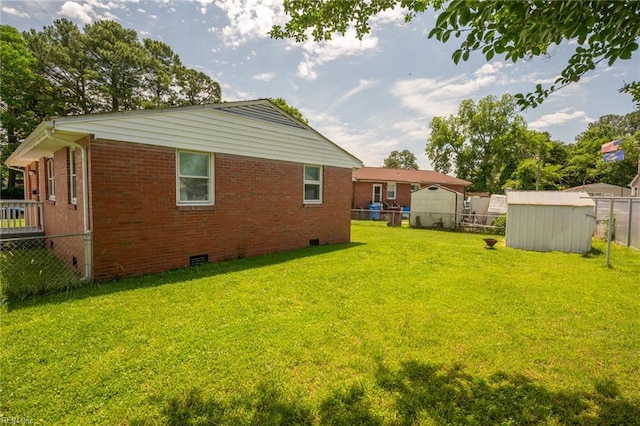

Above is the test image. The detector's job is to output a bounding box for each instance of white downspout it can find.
[44,128,92,281]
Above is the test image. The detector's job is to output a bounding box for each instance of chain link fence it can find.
[594,198,640,250]
[1,233,88,302]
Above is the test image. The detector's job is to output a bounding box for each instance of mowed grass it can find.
[2,221,639,425]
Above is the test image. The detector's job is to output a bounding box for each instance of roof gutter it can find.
[44,127,92,281]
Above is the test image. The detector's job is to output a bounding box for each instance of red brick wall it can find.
[353,181,467,209]
[35,144,87,276]
[352,182,412,208]
[88,139,353,281]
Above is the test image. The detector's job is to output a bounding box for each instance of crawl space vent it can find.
[189,254,209,266]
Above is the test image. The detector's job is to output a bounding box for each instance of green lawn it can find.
[2,222,639,425]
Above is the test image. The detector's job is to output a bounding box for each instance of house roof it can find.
[7,99,363,169]
[352,167,471,186]
[507,191,595,207]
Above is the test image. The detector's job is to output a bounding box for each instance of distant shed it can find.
[505,191,596,253]
[486,194,507,225]
[410,185,464,228]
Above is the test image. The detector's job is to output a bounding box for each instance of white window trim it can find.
[69,148,77,205]
[46,158,55,201]
[372,184,382,204]
[387,182,397,200]
[411,183,421,192]
[176,150,214,206]
[303,164,323,204]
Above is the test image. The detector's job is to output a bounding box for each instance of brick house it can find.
[352,167,471,209]
[6,100,363,281]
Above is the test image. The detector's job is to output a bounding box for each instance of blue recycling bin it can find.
[369,203,381,220]
[402,206,410,219]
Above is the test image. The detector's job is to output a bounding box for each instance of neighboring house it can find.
[505,191,596,254]
[563,182,631,197]
[351,167,471,209]
[6,99,363,281]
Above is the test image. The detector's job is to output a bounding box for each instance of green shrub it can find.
[493,214,507,234]
[1,186,25,200]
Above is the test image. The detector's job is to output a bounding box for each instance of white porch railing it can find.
[0,200,44,236]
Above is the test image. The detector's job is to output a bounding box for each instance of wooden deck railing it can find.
[0,200,44,237]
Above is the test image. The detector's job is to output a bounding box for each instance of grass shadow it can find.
[130,382,315,425]
[129,362,640,425]
[375,360,640,425]
[6,242,365,311]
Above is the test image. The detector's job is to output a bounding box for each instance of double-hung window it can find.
[46,158,55,201]
[387,182,396,199]
[177,150,213,205]
[303,165,322,204]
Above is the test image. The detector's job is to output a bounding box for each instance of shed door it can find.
[372,184,382,203]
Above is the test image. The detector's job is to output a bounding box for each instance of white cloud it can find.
[392,62,514,117]
[57,0,125,24]
[252,72,276,81]
[59,1,94,23]
[297,30,378,80]
[528,109,593,130]
[197,0,215,15]
[370,5,408,27]
[332,79,378,108]
[2,7,30,18]
[213,0,287,47]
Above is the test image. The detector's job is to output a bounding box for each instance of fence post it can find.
[606,199,613,267]
[626,199,633,248]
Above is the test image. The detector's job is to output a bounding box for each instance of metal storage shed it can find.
[505,191,596,253]
[410,185,464,229]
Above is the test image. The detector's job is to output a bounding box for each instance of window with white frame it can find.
[69,148,77,204]
[387,182,396,199]
[411,183,421,192]
[304,164,322,204]
[177,150,213,205]
[46,158,55,201]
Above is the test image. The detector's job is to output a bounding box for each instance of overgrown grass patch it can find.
[2,222,639,424]
[0,246,84,303]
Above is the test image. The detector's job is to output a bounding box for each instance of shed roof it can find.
[507,191,595,207]
[352,167,471,186]
[7,99,363,169]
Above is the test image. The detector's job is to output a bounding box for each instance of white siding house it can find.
[410,185,464,228]
[505,191,596,253]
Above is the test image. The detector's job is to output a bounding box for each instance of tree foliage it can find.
[426,94,529,193]
[564,111,640,187]
[1,20,225,189]
[383,149,419,169]
[271,1,640,108]
[270,97,308,124]
[0,25,46,186]
[21,19,222,116]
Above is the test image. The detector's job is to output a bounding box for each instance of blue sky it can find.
[2,0,639,169]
